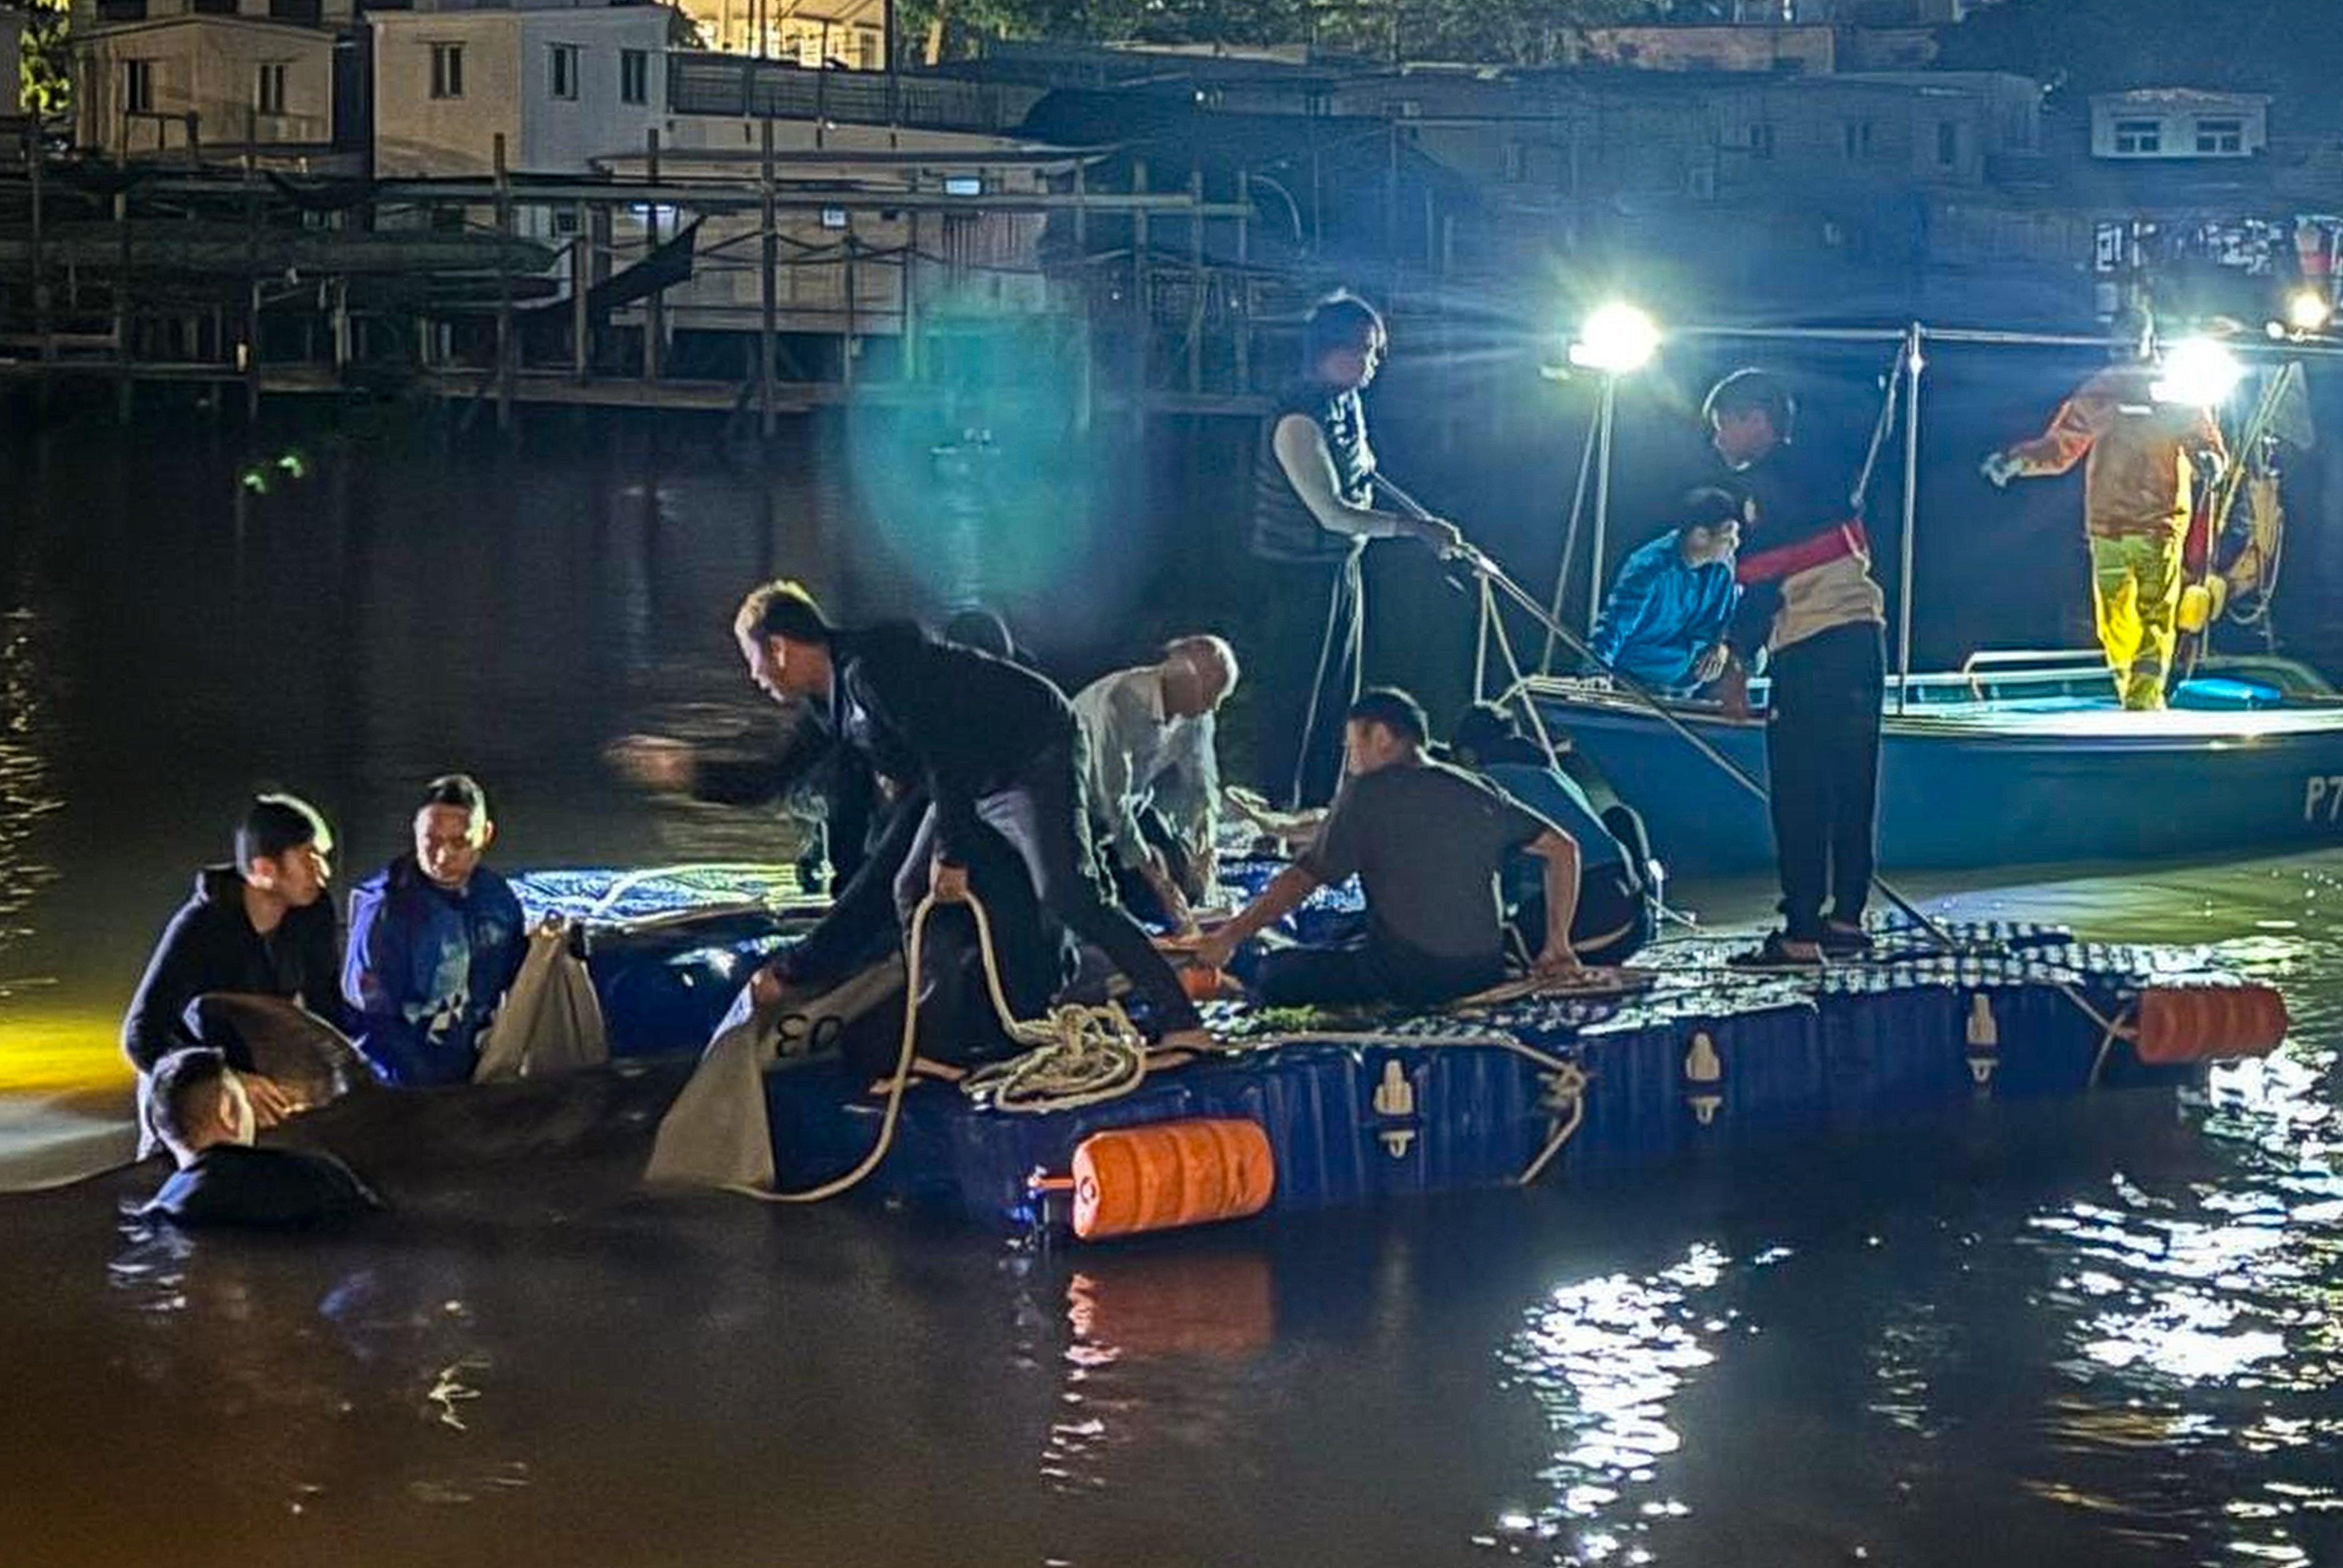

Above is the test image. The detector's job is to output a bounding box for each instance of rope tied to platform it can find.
[740,886,1149,1203]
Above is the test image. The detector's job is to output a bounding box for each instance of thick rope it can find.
[735,889,1151,1203]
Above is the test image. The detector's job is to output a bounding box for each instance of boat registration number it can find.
[2308,776,2343,825]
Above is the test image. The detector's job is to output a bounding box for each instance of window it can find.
[255,61,288,116]
[193,0,236,15]
[2195,117,2243,154]
[853,28,881,69]
[619,48,649,105]
[124,57,153,114]
[1749,122,1775,160]
[1936,121,1959,166]
[1501,141,1526,183]
[1842,121,1872,160]
[2112,118,2161,154]
[430,42,464,99]
[549,43,578,101]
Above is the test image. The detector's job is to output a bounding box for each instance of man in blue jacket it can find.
[1588,487,1743,697]
[343,775,527,1086]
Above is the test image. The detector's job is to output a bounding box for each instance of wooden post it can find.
[28,124,50,412]
[644,129,662,385]
[113,149,132,425]
[1130,158,1147,433]
[1233,169,1250,393]
[244,104,262,419]
[1186,166,1204,394]
[841,217,856,388]
[494,133,514,433]
[571,199,590,381]
[902,206,920,385]
[759,117,777,436]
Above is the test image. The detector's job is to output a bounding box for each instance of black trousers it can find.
[1253,939,1503,1010]
[1764,623,1884,942]
[896,735,1203,1036]
[1510,863,1653,969]
[1105,805,1204,928]
[1253,550,1363,809]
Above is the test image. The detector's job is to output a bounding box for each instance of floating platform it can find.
[757,922,2280,1229]
[513,867,2285,1236]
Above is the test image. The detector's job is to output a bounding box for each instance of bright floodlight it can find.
[2286,288,2333,334]
[1568,303,1661,374]
[2152,336,2245,407]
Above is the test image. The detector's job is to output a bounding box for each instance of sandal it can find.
[1728,932,1826,972]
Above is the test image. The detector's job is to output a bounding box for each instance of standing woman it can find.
[1249,292,1460,807]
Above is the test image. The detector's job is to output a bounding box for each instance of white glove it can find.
[1979,451,2018,489]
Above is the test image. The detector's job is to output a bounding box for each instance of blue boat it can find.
[1526,653,2343,875]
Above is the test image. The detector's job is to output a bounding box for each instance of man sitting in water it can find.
[341,775,527,1087]
[731,580,1212,1051]
[1074,634,1238,931]
[1444,706,1653,967]
[138,1047,382,1229]
[1189,689,1583,1008]
[1587,487,1743,697]
[122,794,351,1133]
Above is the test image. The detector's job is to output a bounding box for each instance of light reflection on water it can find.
[1496,1243,1740,1558]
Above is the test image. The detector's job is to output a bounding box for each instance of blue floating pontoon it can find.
[756,925,2254,1227]
[514,870,2282,1234]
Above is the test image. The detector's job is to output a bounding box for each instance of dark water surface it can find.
[5,413,2343,1566]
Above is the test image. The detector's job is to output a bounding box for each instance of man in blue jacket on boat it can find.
[342,774,527,1087]
[1706,369,1888,970]
[1587,488,1744,697]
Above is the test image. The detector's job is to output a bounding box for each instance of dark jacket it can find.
[341,856,527,1087]
[141,1145,383,1228]
[828,623,1075,861]
[121,868,350,1073]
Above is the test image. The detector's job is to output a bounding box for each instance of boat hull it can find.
[1533,689,2343,874]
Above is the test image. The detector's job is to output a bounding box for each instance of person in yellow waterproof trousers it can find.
[1982,311,2226,711]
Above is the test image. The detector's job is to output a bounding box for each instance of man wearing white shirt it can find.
[1074,635,1239,931]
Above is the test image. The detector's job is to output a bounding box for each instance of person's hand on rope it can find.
[1714,658,1753,721]
[1142,854,1197,936]
[930,857,970,905]
[1532,942,1585,982]
[1693,642,1732,687]
[1407,515,1464,555]
[748,962,787,1009]
[606,734,696,793]
[1978,449,2019,489]
[1188,926,1240,973]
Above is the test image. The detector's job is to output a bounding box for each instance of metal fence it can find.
[666,55,1041,135]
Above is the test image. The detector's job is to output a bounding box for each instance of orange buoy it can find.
[1037,1119,1276,1241]
[2134,985,2289,1065]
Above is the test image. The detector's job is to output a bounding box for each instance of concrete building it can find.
[2090,89,2269,163]
[70,0,347,158]
[676,0,883,67]
[371,0,670,176]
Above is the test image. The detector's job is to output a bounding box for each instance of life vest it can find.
[1250,381,1374,565]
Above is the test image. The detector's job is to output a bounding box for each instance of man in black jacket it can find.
[731,580,1211,1049]
[138,1047,382,1229]
[121,794,351,1130]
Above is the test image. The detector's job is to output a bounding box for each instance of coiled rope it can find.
[739,888,1147,1203]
